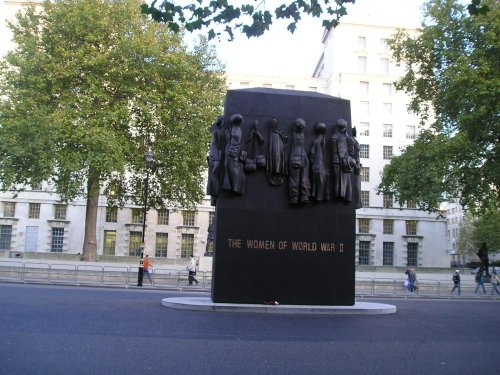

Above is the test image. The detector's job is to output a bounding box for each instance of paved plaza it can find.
[1,283,499,374]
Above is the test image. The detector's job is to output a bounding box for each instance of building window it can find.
[358,56,367,74]
[383,146,393,160]
[359,81,369,94]
[359,122,370,136]
[361,191,370,207]
[360,101,369,114]
[406,125,416,139]
[359,241,370,265]
[407,200,417,209]
[263,83,272,88]
[131,208,144,224]
[54,204,67,220]
[383,242,394,265]
[380,58,389,75]
[181,233,194,258]
[383,83,392,95]
[31,182,43,191]
[183,211,195,227]
[406,220,417,235]
[106,207,117,223]
[206,241,214,255]
[0,225,12,250]
[157,209,169,225]
[383,219,394,234]
[155,233,168,258]
[129,231,142,256]
[209,211,215,225]
[3,202,15,217]
[29,203,41,219]
[239,81,249,87]
[360,144,370,159]
[308,86,318,92]
[383,124,393,137]
[103,230,116,256]
[286,85,295,90]
[51,227,64,253]
[360,167,370,182]
[358,218,370,234]
[380,38,389,50]
[383,102,393,115]
[407,243,418,266]
[383,194,393,208]
[358,36,367,48]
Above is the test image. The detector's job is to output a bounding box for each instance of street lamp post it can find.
[137,148,154,287]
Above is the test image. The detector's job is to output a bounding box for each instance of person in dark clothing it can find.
[475,270,487,294]
[405,269,417,292]
[451,270,461,296]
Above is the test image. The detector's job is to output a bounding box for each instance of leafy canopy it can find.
[141,0,489,40]
[378,0,499,214]
[472,209,500,253]
[457,209,500,256]
[0,0,226,209]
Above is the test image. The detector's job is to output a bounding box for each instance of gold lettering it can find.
[291,241,317,251]
[227,239,242,248]
[320,243,336,252]
[246,239,275,250]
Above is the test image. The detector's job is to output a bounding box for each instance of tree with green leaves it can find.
[471,209,500,257]
[141,0,490,40]
[0,0,226,261]
[377,0,499,214]
[457,209,500,264]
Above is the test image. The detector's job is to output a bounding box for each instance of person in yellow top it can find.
[143,255,153,284]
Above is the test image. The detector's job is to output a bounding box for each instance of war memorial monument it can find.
[209,88,362,306]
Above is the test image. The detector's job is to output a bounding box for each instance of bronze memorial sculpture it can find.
[207,115,224,206]
[222,113,246,195]
[309,122,329,202]
[266,117,288,186]
[210,88,361,305]
[288,118,310,205]
[330,118,356,203]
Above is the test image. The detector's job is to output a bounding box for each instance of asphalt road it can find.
[1,283,499,375]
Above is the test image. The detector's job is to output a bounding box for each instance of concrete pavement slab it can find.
[162,296,397,314]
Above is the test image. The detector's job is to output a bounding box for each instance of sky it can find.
[199,0,425,77]
[212,12,325,77]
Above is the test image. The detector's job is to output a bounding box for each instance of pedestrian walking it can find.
[405,269,417,292]
[475,270,487,294]
[143,254,153,284]
[451,270,461,296]
[491,270,499,295]
[186,255,199,286]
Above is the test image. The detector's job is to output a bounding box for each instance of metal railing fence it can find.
[0,260,498,298]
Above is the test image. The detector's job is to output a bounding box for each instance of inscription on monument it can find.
[226,238,345,253]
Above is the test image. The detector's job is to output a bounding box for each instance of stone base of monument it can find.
[162,297,396,315]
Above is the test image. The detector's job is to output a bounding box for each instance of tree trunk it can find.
[81,168,100,262]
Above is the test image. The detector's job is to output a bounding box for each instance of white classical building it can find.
[1,0,453,267]
[313,0,449,267]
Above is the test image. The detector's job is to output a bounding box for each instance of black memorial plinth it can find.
[211,88,356,306]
